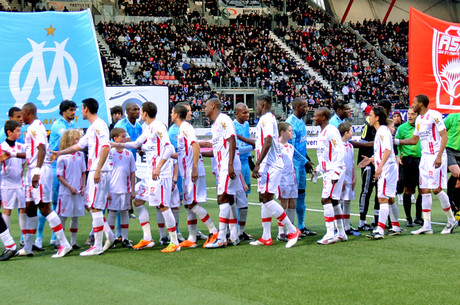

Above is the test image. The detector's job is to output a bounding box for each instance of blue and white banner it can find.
[0,10,108,130]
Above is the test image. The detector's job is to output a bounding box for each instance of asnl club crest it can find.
[432,26,460,109]
[10,26,78,114]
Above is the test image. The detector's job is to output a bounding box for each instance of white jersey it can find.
[25,119,51,168]
[78,117,112,172]
[279,142,296,186]
[177,121,205,178]
[374,125,397,171]
[56,152,86,196]
[211,113,241,172]
[133,120,173,178]
[413,109,446,155]
[110,148,136,194]
[1,141,25,189]
[255,112,283,170]
[316,124,345,174]
[344,142,354,181]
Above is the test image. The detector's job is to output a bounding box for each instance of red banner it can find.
[409,8,460,114]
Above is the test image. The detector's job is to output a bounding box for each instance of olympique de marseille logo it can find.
[432,26,460,109]
[9,38,78,113]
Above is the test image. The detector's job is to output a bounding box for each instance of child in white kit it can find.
[56,129,87,250]
[277,122,298,242]
[107,128,136,248]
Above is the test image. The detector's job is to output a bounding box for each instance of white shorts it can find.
[170,183,181,209]
[1,188,26,209]
[182,175,207,205]
[58,194,85,217]
[341,182,355,201]
[148,178,172,207]
[322,170,345,200]
[107,193,131,211]
[419,153,447,189]
[135,178,150,202]
[257,166,281,198]
[217,170,239,195]
[278,184,298,199]
[377,165,398,199]
[85,171,110,210]
[25,166,53,204]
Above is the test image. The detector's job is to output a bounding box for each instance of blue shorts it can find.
[241,160,251,194]
[295,165,306,190]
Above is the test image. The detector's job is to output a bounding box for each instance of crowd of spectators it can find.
[122,0,188,17]
[350,19,409,67]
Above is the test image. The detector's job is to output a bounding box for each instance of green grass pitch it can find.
[1,151,459,304]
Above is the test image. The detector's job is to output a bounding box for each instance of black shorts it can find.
[400,156,420,189]
[446,147,460,167]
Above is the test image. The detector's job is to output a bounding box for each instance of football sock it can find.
[136,205,152,241]
[46,211,70,248]
[266,200,296,234]
[389,203,401,230]
[421,193,432,229]
[436,191,456,222]
[162,209,178,245]
[415,194,422,219]
[192,204,217,234]
[172,208,180,227]
[238,207,248,235]
[278,221,285,236]
[333,204,345,235]
[107,210,117,232]
[2,214,10,228]
[0,228,16,251]
[120,210,129,241]
[228,203,238,240]
[217,203,230,241]
[103,217,115,241]
[342,200,351,231]
[323,203,335,237]
[36,211,46,240]
[156,210,166,239]
[115,211,121,238]
[403,193,413,222]
[92,211,104,250]
[261,203,272,240]
[296,191,306,229]
[24,216,38,252]
[18,213,26,237]
[377,203,389,234]
[185,208,197,242]
[60,216,67,231]
[70,217,79,246]
[286,208,296,224]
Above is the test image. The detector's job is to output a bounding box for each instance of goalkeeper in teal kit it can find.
[286,98,317,237]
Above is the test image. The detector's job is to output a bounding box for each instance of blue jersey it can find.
[329,114,344,128]
[233,119,251,161]
[114,118,143,160]
[286,114,308,168]
[0,125,27,144]
[49,117,76,151]
[168,123,179,149]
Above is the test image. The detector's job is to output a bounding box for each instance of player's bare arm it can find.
[227,135,236,180]
[252,136,272,178]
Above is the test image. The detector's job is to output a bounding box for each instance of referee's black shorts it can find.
[400,156,420,190]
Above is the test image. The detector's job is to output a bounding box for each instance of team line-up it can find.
[0,94,459,261]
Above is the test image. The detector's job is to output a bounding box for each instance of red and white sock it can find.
[186,208,197,242]
[23,216,37,252]
[278,221,285,236]
[92,211,104,250]
[376,203,389,234]
[47,211,70,248]
[136,205,152,241]
[342,200,351,231]
[192,204,218,234]
[70,217,79,246]
[421,193,432,229]
[238,207,248,235]
[228,203,238,241]
[265,200,296,234]
[261,204,272,240]
[156,210,166,239]
[217,203,230,241]
[436,191,456,222]
[162,208,178,245]
[2,213,10,228]
[0,229,16,251]
[103,217,115,241]
[18,213,26,237]
[120,210,129,241]
[323,203,335,237]
[107,210,117,232]
[389,203,401,230]
[333,204,345,235]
